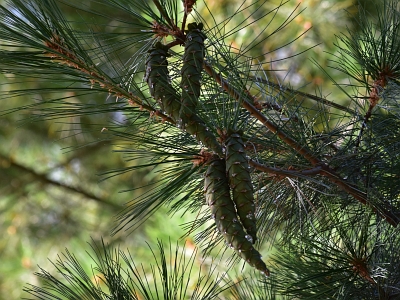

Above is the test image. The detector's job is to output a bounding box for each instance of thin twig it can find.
[355,80,384,150]
[319,166,399,227]
[166,40,182,48]
[249,76,357,115]
[250,159,399,226]
[249,160,322,177]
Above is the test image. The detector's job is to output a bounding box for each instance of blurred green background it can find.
[0,0,373,298]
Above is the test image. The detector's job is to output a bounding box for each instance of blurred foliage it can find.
[0,0,394,299]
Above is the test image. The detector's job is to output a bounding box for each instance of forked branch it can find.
[204,62,399,227]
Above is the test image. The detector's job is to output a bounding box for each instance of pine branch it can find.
[203,62,399,226]
[0,153,119,209]
[251,159,399,226]
[2,1,399,297]
[24,238,235,300]
[152,0,177,30]
[43,31,175,124]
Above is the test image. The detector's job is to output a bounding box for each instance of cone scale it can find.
[205,157,269,276]
[225,131,257,243]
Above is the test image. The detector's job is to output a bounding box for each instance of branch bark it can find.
[250,159,399,226]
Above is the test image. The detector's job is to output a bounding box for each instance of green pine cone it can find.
[145,42,222,156]
[185,115,223,156]
[205,158,269,276]
[145,42,181,121]
[225,131,257,243]
[180,22,206,123]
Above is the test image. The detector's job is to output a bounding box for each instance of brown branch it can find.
[249,160,322,178]
[355,79,385,150]
[181,10,189,33]
[250,159,399,226]
[181,0,196,31]
[0,153,120,209]
[166,39,182,48]
[319,166,399,227]
[249,76,357,115]
[250,159,368,201]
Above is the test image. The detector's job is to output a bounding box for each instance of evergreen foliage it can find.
[0,0,399,298]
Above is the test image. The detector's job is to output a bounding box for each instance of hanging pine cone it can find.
[225,130,257,243]
[205,157,269,276]
[180,22,206,124]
